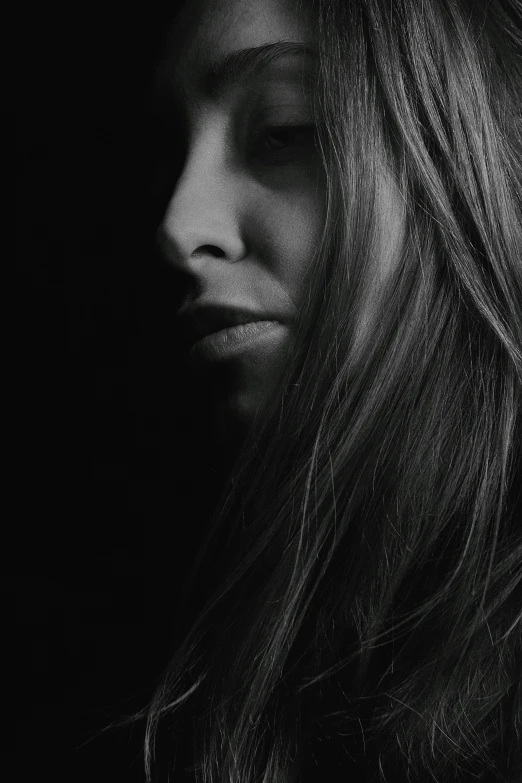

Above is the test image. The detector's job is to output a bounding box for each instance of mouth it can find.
[178,304,282,340]
[177,304,286,362]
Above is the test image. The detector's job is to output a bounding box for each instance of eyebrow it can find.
[166,41,315,102]
[206,41,314,94]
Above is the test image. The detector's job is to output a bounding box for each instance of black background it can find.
[15,3,213,780]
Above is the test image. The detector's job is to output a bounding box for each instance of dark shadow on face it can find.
[152,0,324,439]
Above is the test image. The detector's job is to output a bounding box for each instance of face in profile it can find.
[156,0,406,438]
[155,0,325,432]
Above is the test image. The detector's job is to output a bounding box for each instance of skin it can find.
[156,0,405,439]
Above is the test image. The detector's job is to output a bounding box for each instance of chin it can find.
[219,386,266,427]
[208,382,275,449]
[196,344,290,447]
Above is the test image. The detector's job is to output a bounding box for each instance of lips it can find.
[177,303,283,344]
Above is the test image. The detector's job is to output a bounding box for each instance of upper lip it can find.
[177,303,282,342]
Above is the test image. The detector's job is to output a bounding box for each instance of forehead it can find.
[159,0,313,89]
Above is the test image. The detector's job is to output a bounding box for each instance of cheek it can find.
[276,207,322,300]
[258,180,326,307]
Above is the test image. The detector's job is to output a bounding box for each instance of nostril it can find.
[192,245,226,258]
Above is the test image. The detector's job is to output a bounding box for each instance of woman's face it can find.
[156,0,325,430]
[156,0,406,435]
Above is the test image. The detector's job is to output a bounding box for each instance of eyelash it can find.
[250,125,317,164]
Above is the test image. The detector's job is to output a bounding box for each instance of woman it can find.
[125,0,522,780]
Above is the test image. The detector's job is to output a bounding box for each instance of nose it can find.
[157,136,247,270]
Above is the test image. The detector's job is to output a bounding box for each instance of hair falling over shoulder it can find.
[135,1,522,781]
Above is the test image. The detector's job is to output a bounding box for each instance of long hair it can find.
[135,1,522,780]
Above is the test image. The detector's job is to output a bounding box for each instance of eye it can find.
[264,128,304,149]
[250,125,317,165]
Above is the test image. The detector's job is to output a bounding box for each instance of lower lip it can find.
[189,320,284,362]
